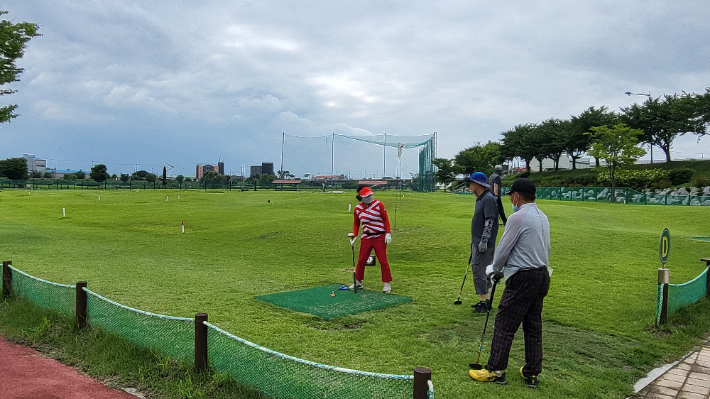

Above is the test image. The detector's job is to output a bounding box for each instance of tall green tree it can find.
[587,124,646,202]
[0,11,40,124]
[454,141,503,175]
[277,170,295,179]
[621,92,706,162]
[259,173,276,184]
[0,157,28,179]
[432,158,462,187]
[501,124,538,172]
[699,88,710,128]
[75,170,86,179]
[131,170,149,180]
[201,171,227,186]
[119,173,130,182]
[535,118,570,171]
[89,164,110,182]
[569,106,618,168]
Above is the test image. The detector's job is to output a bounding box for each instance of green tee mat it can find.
[254,284,413,320]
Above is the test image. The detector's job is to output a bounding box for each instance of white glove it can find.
[385,233,392,245]
[348,233,357,245]
[485,265,495,276]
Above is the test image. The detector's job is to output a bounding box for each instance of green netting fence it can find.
[85,289,195,363]
[9,265,75,317]
[656,267,710,325]
[531,187,710,206]
[1,263,432,399]
[206,322,414,399]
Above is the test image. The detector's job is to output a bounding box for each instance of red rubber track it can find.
[0,335,139,399]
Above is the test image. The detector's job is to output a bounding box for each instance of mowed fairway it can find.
[1,188,709,398]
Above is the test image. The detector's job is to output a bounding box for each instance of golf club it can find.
[348,233,357,293]
[453,253,473,305]
[469,272,503,370]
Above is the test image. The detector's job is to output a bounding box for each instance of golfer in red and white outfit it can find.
[348,187,393,293]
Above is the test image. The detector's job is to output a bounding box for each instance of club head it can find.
[453,300,462,305]
[469,363,484,370]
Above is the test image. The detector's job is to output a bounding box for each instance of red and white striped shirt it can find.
[353,200,391,239]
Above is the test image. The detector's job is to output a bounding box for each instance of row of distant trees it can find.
[0,159,191,184]
[0,159,288,187]
[434,89,710,186]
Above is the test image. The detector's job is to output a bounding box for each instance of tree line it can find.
[435,89,710,186]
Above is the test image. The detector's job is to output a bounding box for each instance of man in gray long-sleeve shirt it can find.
[469,178,550,388]
[465,172,499,314]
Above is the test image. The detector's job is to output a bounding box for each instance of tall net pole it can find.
[331,132,335,185]
[383,132,387,178]
[280,132,285,179]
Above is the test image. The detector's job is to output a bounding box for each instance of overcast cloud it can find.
[2,0,709,177]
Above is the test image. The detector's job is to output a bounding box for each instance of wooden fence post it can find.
[75,281,88,330]
[2,261,12,299]
[195,313,208,373]
[413,367,431,399]
[658,269,669,325]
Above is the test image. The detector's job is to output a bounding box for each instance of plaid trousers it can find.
[486,267,550,375]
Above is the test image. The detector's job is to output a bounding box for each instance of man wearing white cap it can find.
[347,186,393,293]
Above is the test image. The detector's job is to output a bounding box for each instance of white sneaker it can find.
[383,282,391,293]
[349,280,363,290]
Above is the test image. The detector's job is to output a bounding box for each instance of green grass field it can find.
[1,188,710,398]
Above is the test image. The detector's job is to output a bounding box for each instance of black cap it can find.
[510,178,536,194]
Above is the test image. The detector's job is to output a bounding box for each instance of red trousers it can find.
[356,235,392,282]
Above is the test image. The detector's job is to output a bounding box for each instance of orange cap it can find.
[358,187,374,197]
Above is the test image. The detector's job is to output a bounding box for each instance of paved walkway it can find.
[0,335,141,399]
[635,343,710,399]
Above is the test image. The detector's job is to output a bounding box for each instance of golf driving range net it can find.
[4,265,422,399]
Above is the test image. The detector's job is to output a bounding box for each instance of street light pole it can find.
[625,91,653,163]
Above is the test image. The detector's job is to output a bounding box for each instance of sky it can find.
[2,0,709,178]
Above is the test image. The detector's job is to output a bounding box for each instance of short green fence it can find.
[656,259,710,326]
[533,187,710,206]
[0,261,433,399]
[454,185,709,206]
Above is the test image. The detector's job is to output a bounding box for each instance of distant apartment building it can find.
[261,162,274,176]
[250,165,262,178]
[196,159,225,180]
[249,162,275,178]
[23,154,47,174]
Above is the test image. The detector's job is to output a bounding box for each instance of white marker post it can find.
[166,196,169,202]
[98,196,100,201]
[62,208,65,218]
[348,201,352,212]
[178,195,180,200]
[181,221,185,233]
